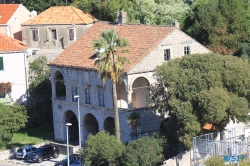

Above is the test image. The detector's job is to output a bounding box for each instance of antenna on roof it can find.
[31,7,37,16]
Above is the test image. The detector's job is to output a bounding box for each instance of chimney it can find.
[172,20,180,29]
[117,10,127,25]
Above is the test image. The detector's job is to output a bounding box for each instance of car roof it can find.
[20,145,34,148]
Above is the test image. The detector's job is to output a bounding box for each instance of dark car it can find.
[15,145,37,160]
[55,154,80,166]
[27,144,59,163]
[70,159,85,166]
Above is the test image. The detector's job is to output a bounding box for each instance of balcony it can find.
[0,98,12,103]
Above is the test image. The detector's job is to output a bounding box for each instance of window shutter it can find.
[0,57,3,70]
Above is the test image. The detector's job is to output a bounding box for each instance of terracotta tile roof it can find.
[0,4,19,24]
[203,123,213,130]
[0,33,27,52]
[50,22,175,72]
[22,6,97,25]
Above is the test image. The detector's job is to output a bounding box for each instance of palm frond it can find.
[93,29,130,84]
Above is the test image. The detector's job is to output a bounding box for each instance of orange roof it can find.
[203,123,213,130]
[0,4,19,24]
[50,22,175,72]
[0,33,27,52]
[22,6,97,25]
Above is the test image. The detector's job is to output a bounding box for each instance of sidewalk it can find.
[0,154,66,166]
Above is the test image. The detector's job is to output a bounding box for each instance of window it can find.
[69,29,74,41]
[32,29,39,41]
[85,87,91,104]
[164,49,171,61]
[13,17,18,26]
[71,86,78,102]
[98,89,105,107]
[0,57,3,70]
[51,29,57,40]
[184,46,190,55]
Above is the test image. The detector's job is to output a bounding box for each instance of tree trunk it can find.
[112,82,120,140]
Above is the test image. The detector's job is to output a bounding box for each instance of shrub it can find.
[80,131,125,166]
[122,137,163,166]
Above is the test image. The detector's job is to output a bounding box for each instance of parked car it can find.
[55,154,80,166]
[70,159,85,166]
[15,145,37,160]
[27,144,59,163]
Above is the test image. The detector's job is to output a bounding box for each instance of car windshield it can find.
[17,149,23,152]
[72,160,80,164]
[63,155,79,162]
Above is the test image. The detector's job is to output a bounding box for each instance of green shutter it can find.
[0,57,3,70]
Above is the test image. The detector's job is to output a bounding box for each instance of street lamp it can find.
[74,95,81,148]
[66,123,72,166]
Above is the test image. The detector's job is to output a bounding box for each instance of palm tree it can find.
[93,29,130,140]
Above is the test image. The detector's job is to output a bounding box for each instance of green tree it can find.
[236,43,250,61]
[72,0,132,22]
[73,0,190,26]
[21,0,73,14]
[93,29,130,140]
[80,131,125,166]
[122,137,163,166]
[26,56,52,126]
[183,0,250,55]
[149,53,250,150]
[0,104,28,142]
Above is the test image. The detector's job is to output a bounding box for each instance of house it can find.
[49,15,210,144]
[0,4,34,41]
[21,6,97,57]
[0,33,28,104]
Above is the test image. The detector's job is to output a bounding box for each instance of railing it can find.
[0,98,12,103]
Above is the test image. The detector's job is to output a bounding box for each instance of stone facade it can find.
[129,29,210,74]
[50,26,211,144]
[50,66,163,143]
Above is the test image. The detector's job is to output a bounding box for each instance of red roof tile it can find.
[203,123,213,130]
[0,33,27,52]
[0,4,19,24]
[50,22,175,72]
[22,6,97,25]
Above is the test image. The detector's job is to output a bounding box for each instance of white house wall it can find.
[129,29,210,74]
[7,4,33,40]
[0,52,27,103]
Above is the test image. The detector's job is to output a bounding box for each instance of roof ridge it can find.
[70,6,84,23]
[97,21,176,28]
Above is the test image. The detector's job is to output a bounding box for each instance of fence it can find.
[192,126,250,165]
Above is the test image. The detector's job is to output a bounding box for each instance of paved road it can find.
[0,154,66,166]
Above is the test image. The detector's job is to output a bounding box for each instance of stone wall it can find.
[129,29,211,74]
[162,151,191,166]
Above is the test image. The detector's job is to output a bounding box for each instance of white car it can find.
[15,145,37,160]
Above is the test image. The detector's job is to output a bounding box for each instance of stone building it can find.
[21,6,97,57]
[49,20,210,144]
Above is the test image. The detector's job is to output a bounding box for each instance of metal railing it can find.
[192,126,250,166]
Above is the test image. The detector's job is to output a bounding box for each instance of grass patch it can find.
[0,125,54,151]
